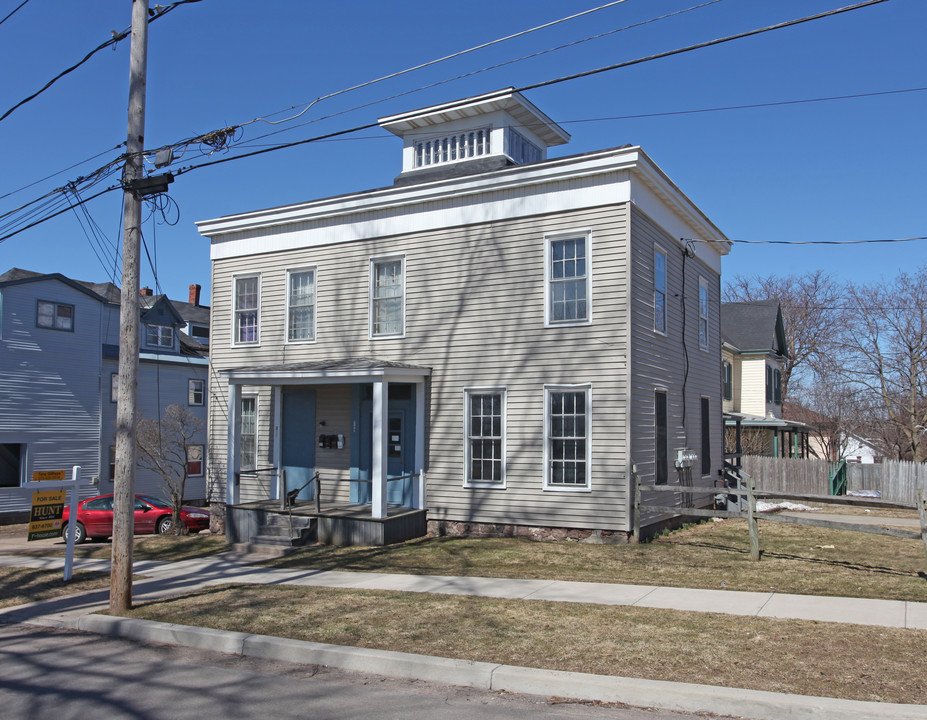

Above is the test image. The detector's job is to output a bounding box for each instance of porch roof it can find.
[724,412,809,431]
[221,357,431,385]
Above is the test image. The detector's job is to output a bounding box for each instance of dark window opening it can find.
[655,392,667,485]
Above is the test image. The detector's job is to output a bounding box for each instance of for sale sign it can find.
[28,489,66,541]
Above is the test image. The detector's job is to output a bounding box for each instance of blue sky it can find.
[1,0,924,305]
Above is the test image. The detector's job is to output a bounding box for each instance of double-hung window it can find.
[286,267,316,342]
[654,248,667,334]
[145,324,174,348]
[240,396,257,471]
[233,274,260,345]
[698,278,709,350]
[464,389,505,487]
[547,235,590,324]
[37,300,74,331]
[187,444,204,477]
[545,385,591,490]
[188,379,205,406]
[370,257,404,337]
[722,361,733,401]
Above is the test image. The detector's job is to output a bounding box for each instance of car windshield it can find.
[139,495,171,509]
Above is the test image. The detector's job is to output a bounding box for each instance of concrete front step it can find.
[230,542,298,557]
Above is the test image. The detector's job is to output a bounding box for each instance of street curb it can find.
[69,614,927,720]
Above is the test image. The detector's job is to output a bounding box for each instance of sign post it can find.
[26,466,82,581]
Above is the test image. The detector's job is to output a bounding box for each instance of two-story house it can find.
[0,268,210,520]
[721,300,808,458]
[198,89,732,545]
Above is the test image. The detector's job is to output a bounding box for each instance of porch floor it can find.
[228,500,427,546]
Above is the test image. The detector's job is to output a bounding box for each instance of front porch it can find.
[222,358,432,547]
[228,499,427,547]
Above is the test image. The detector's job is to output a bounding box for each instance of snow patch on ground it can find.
[756,501,821,513]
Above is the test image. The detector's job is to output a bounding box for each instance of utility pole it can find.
[111,0,149,613]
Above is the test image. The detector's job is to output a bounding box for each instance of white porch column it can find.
[272,385,283,504]
[227,383,241,505]
[414,379,426,510]
[371,377,388,519]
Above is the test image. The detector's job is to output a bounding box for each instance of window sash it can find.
[145,324,174,348]
[371,259,404,336]
[654,250,667,333]
[187,444,204,477]
[240,397,257,471]
[546,388,589,488]
[698,280,709,350]
[234,276,260,344]
[465,391,504,486]
[37,300,74,331]
[188,379,205,406]
[287,269,316,342]
[548,237,588,324]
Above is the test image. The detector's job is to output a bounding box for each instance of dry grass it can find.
[124,583,927,705]
[16,532,229,562]
[0,566,109,608]
[260,518,927,601]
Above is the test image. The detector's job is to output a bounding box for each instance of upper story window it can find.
[464,388,506,488]
[36,300,74,331]
[722,361,733,401]
[233,274,260,345]
[188,378,205,406]
[766,365,782,405]
[189,324,209,345]
[415,128,490,168]
[370,257,404,338]
[547,234,590,325]
[507,128,541,164]
[698,278,709,350]
[286,267,316,343]
[545,385,591,491]
[654,248,667,334]
[145,324,174,349]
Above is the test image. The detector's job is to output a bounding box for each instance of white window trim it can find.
[654,246,667,335]
[543,383,592,492]
[36,299,74,332]
[544,231,593,327]
[188,378,205,407]
[110,373,118,403]
[285,265,318,345]
[698,276,709,351]
[462,386,507,489]
[240,394,258,472]
[187,444,205,478]
[145,323,175,349]
[231,273,262,347]
[368,255,406,340]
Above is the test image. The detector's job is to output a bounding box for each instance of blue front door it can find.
[351,384,415,506]
[281,388,316,501]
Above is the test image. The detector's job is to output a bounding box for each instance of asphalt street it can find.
[0,623,713,720]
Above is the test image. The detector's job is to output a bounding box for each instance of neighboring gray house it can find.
[0,268,209,519]
[197,89,731,544]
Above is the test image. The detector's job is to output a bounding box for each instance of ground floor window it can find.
[464,388,505,487]
[187,444,204,477]
[0,443,23,487]
[700,397,711,476]
[240,396,257,471]
[655,391,667,484]
[545,385,591,490]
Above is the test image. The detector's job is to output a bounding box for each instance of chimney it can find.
[189,283,201,306]
[140,287,153,296]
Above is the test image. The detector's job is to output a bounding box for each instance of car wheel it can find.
[62,521,87,544]
[157,516,175,535]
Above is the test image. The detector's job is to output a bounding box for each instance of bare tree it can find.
[837,266,927,462]
[724,270,841,403]
[136,405,204,534]
[787,366,867,461]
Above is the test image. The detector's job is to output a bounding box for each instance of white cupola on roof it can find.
[379,88,570,185]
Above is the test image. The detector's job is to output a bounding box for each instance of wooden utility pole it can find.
[111,0,149,613]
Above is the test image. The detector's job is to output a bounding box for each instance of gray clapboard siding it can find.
[209,203,633,529]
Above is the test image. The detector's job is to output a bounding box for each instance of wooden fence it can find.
[742,455,830,495]
[848,460,927,506]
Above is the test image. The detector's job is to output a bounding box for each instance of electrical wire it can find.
[729,236,927,245]
[1,143,125,202]
[243,0,637,128]
[0,0,201,124]
[0,0,30,27]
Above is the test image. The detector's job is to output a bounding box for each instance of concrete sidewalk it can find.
[2,550,926,720]
[2,551,925,630]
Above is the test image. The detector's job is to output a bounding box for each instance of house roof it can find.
[721,300,788,358]
[0,267,210,324]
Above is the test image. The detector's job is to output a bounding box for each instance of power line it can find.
[0,0,201,124]
[0,185,120,243]
[0,0,30,27]
[0,143,125,202]
[730,236,927,245]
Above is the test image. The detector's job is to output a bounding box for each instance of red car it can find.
[61,494,210,543]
